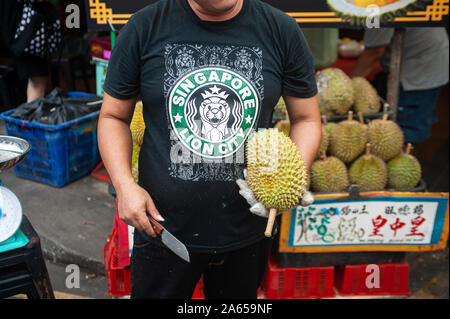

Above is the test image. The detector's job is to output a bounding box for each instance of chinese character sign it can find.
[289,199,446,247]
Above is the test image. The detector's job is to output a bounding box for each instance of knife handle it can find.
[146,212,164,235]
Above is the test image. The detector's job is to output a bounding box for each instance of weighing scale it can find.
[0,135,31,253]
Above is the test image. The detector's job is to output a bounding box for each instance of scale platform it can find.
[0,229,29,253]
[0,135,31,252]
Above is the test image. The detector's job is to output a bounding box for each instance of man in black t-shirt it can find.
[98,0,321,299]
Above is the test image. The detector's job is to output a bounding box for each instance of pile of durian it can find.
[273,67,382,120]
[310,111,422,193]
[316,67,381,116]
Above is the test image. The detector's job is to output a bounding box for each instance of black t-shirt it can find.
[103,0,317,253]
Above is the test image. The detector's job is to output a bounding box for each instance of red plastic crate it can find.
[263,257,335,299]
[90,161,111,183]
[335,262,410,296]
[104,226,131,297]
[192,277,205,299]
[192,277,262,299]
[104,222,204,298]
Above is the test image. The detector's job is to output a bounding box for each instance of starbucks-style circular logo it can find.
[169,67,260,159]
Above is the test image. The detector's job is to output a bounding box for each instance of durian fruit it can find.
[327,0,421,26]
[352,77,381,114]
[274,97,287,117]
[322,115,337,136]
[349,143,388,191]
[387,143,422,189]
[246,129,308,237]
[130,101,145,146]
[130,101,146,182]
[358,112,369,135]
[316,122,330,160]
[367,113,404,161]
[329,111,367,163]
[274,119,290,136]
[131,144,141,182]
[311,152,349,193]
[316,68,354,115]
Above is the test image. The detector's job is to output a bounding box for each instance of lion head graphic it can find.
[186,85,243,143]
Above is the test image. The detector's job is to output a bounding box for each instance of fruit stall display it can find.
[271,67,448,291]
[273,67,424,194]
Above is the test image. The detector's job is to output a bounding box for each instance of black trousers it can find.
[130,233,273,299]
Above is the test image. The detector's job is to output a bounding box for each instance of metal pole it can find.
[386,28,406,122]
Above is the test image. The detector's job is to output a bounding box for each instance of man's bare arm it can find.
[98,93,163,237]
[98,93,136,190]
[284,95,322,171]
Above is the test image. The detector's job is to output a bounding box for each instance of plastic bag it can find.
[10,88,102,125]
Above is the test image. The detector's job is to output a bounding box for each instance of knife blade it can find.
[145,212,190,263]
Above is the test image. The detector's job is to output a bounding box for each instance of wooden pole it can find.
[386,28,405,122]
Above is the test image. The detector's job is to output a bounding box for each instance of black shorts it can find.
[130,230,273,299]
[15,54,49,81]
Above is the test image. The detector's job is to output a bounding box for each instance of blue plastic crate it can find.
[0,92,102,187]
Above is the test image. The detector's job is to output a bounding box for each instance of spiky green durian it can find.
[246,129,308,211]
[311,154,349,193]
[349,144,388,191]
[352,77,381,114]
[317,68,354,115]
[387,143,422,189]
[130,101,145,146]
[274,97,287,117]
[316,126,330,160]
[327,0,424,26]
[329,111,367,163]
[131,144,141,182]
[367,114,404,161]
[322,115,338,136]
[274,119,290,136]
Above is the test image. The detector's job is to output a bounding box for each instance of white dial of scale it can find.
[0,186,23,243]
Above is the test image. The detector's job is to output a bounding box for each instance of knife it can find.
[144,212,190,263]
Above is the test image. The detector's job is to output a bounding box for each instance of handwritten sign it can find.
[279,192,449,253]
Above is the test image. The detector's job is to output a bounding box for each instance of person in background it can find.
[1,0,50,103]
[351,28,449,143]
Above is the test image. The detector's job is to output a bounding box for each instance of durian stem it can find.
[265,208,278,238]
[358,112,364,124]
[348,111,354,121]
[320,151,327,161]
[382,113,389,121]
[406,143,413,155]
[366,143,371,157]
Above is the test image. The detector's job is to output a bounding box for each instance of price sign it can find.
[279,192,449,253]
